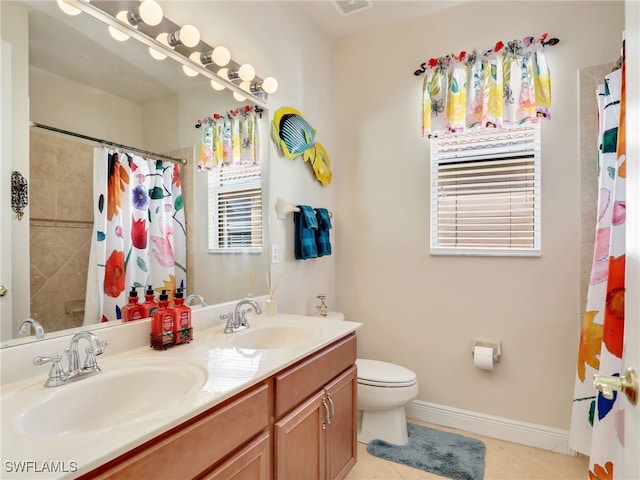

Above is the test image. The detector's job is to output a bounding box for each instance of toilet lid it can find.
[356,359,417,387]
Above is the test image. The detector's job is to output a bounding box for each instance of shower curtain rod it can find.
[29,122,187,165]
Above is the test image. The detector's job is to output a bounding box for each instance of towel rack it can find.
[276,197,333,221]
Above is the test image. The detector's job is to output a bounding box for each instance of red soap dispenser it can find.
[141,285,159,318]
[122,286,146,322]
[173,287,192,344]
[150,290,174,350]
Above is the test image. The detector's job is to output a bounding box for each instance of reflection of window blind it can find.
[430,124,541,256]
[208,164,263,252]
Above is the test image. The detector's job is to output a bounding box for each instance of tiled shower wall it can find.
[29,131,93,333]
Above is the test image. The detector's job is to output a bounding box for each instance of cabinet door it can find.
[325,366,357,480]
[274,390,326,480]
[201,432,270,480]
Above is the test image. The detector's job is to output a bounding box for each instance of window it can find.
[430,124,541,256]
[208,163,263,253]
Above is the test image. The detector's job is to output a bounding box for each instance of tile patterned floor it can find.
[345,420,589,480]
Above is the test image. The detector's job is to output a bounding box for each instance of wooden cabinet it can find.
[82,383,270,480]
[274,366,357,480]
[82,333,357,480]
[201,432,270,480]
[273,334,357,480]
[325,367,358,480]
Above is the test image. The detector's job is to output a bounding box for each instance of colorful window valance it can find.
[195,105,264,170]
[415,34,559,137]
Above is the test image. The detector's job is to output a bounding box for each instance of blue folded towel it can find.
[315,208,332,257]
[294,205,318,260]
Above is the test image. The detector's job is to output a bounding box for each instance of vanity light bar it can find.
[61,0,269,108]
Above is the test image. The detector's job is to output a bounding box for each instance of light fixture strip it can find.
[64,0,268,107]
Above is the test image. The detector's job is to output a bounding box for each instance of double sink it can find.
[2,316,323,439]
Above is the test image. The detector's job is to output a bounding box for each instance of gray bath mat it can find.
[367,423,485,480]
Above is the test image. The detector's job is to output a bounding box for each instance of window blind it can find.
[208,164,263,252]
[430,124,541,256]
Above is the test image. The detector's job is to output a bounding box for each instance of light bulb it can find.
[233,91,247,102]
[210,79,225,91]
[57,0,82,15]
[212,46,231,67]
[182,65,198,77]
[238,64,256,82]
[240,81,251,91]
[182,52,200,77]
[149,33,168,60]
[138,0,163,26]
[261,77,278,94]
[109,11,130,41]
[168,25,200,48]
[217,68,229,80]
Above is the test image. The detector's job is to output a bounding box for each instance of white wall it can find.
[160,2,339,315]
[1,4,30,338]
[30,67,144,147]
[334,1,624,430]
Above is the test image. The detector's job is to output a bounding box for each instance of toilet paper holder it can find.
[471,339,502,362]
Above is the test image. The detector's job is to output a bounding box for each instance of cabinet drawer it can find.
[201,432,270,480]
[274,334,356,419]
[89,383,269,480]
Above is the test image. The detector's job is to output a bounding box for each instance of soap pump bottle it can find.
[172,287,192,344]
[122,286,146,322]
[150,290,174,350]
[141,285,159,318]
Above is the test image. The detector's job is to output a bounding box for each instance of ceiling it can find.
[289,0,465,40]
[22,0,463,105]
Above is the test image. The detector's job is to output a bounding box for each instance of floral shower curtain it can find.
[569,44,626,478]
[84,148,187,323]
[421,35,554,136]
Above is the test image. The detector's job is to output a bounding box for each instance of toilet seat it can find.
[356,359,417,388]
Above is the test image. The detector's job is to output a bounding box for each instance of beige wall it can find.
[334,1,624,430]
[2,3,30,338]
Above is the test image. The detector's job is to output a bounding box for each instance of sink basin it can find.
[230,324,321,350]
[11,359,207,437]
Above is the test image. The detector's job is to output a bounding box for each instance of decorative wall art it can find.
[11,171,28,220]
[271,107,332,186]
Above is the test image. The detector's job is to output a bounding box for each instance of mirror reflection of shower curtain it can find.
[569,54,626,477]
[84,147,186,324]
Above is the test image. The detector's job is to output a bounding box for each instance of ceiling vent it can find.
[330,0,374,17]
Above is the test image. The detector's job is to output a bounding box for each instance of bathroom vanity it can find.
[0,306,361,480]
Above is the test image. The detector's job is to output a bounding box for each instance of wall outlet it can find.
[271,244,279,264]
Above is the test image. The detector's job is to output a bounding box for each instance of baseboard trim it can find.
[406,400,577,456]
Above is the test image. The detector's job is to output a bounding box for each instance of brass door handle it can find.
[0,285,7,297]
[594,368,638,405]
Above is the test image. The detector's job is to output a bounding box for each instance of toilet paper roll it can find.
[473,346,494,371]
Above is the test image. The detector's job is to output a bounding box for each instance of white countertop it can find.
[0,309,361,479]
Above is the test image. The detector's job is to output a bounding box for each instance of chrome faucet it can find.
[18,318,45,340]
[185,293,207,307]
[33,331,108,387]
[66,331,108,378]
[221,298,262,333]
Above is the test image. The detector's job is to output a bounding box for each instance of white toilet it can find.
[317,312,418,445]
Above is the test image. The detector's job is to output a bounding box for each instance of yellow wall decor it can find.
[271,107,332,186]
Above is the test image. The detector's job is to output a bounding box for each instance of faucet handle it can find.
[92,339,108,355]
[82,346,102,373]
[33,354,67,387]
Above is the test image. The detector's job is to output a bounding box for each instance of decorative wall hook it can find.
[11,171,28,220]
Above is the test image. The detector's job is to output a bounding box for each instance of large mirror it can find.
[1,1,270,346]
